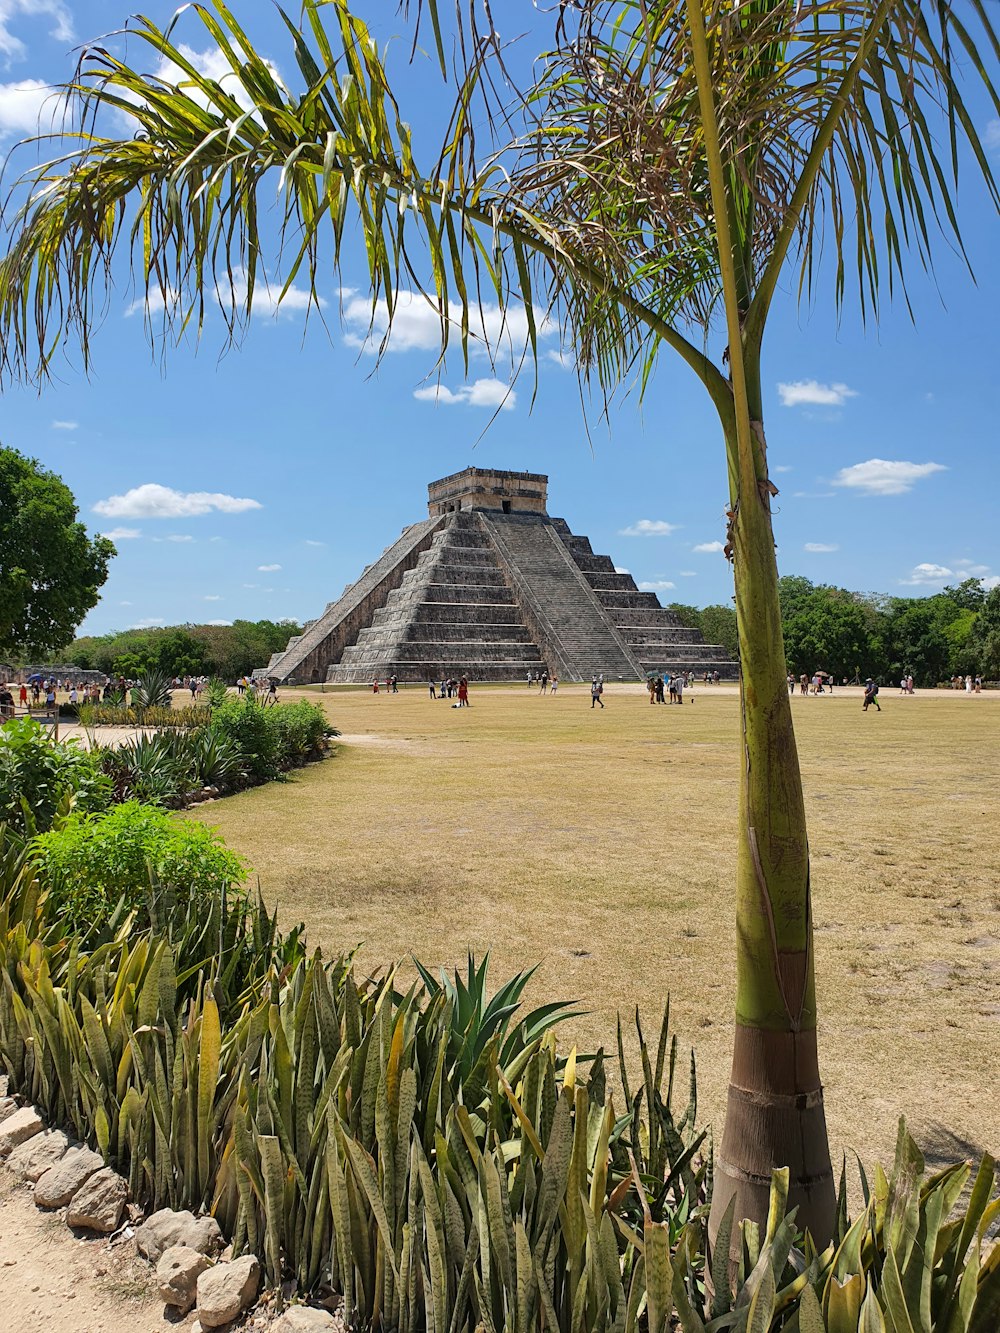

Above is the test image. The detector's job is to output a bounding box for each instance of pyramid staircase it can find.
[258,469,738,684]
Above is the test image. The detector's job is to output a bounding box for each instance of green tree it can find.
[967,587,1000,679]
[699,604,738,660]
[782,586,877,681]
[0,447,114,659]
[1,0,996,1246]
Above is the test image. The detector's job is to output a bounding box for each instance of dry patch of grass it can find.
[188,681,1000,1175]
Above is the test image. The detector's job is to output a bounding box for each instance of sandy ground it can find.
[0,1170,166,1333]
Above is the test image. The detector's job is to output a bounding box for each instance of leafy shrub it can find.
[0,716,111,832]
[268,698,336,761]
[32,800,248,932]
[209,695,282,780]
[96,728,245,805]
[209,695,335,780]
[204,676,230,709]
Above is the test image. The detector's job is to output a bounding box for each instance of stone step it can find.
[340,640,543,665]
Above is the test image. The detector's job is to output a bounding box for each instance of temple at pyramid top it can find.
[258,468,736,684]
[427,467,549,517]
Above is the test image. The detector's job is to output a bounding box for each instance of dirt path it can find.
[0,1170,167,1333]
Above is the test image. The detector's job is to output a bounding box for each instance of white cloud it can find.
[804,542,839,553]
[124,285,180,318]
[164,534,194,543]
[985,119,1000,152]
[0,77,67,139]
[51,419,77,430]
[413,377,516,410]
[777,379,858,408]
[679,570,697,577]
[119,600,132,607]
[693,540,724,553]
[258,563,282,572]
[613,566,630,574]
[131,617,165,629]
[773,465,792,473]
[638,580,676,592]
[792,490,836,499]
[982,575,1000,591]
[618,519,677,538]
[900,563,953,586]
[94,483,262,519]
[833,459,946,496]
[203,595,222,601]
[0,2,72,62]
[545,348,574,370]
[100,527,141,541]
[304,539,326,547]
[953,559,989,575]
[206,619,233,626]
[343,288,553,358]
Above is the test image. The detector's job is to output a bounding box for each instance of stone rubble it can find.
[66,1165,128,1233]
[156,1242,212,1315]
[196,1253,261,1328]
[7,1128,72,1182]
[0,1104,44,1156]
[135,1207,224,1262]
[272,1307,344,1331]
[33,1144,105,1208]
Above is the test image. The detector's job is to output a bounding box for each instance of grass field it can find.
[187,680,1000,1178]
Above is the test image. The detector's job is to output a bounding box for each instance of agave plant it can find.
[204,677,230,710]
[413,951,584,1112]
[130,668,174,711]
[187,728,244,790]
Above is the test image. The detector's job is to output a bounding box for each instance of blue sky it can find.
[1,0,998,638]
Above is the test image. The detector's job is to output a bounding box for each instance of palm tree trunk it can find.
[707,411,836,1259]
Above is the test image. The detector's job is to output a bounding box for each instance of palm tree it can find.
[1,0,996,1251]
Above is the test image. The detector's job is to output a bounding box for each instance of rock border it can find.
[0,1077,344,1331]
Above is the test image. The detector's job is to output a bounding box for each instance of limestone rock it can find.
[273,1308,342,1331]
[0,1073,8,1097]
[136,1208,224,1263]
[196,1254,261,1328]
[0,1096,16,1123]
[0,1104,43,1156]
[157,1244,211,1314]
[33,1145,104,1207]
[66,1166,128,1232]
[7,1128,72,1182]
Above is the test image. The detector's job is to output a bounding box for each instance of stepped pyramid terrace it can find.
[260,469,737,684]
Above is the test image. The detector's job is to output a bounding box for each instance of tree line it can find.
[670,576,1000,685]
[63,620,301,682]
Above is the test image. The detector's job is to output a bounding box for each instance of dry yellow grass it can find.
[187,680,1000,1176]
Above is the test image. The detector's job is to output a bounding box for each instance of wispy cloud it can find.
[613,566,630,575]
[151,534,195,543]
[258,563,282,572]
[693,540,724,554]
[0,76,68,140]
[953,559,989,576]
[342,288,554,358]
[804,542,839,553]
[985,119,1000,152]
[51,419,78,431]
[982,575,1000,591]
[618,519,677,537]
[900,562,953,586]
[203,595,222,602]
[778,379,858,408]
[773,464,792,473]
[0,1,72,62]
[678,570,697,577]
[100,526,141,541]
[638,580,676,592]
[413,378,516,410]
[131,617,165,629]
[304,539,326,548]
[833,459,946,496]
[94,483,261,519]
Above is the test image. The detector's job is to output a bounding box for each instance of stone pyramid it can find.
[260,469,737,684]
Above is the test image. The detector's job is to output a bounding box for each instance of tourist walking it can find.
[862,678,881,712]
[590,677,604,709]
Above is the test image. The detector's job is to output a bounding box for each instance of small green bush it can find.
[79,703,208,728]
[0,717,111,833]
[33,800,248,931]
[209,696,334,779]
[209,696,282,780]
